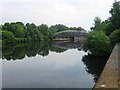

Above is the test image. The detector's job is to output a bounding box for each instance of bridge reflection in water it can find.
[51,40,84,50]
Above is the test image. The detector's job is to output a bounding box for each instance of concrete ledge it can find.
[94,43,119,89]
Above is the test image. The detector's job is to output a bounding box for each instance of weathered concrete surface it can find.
[94,43,119,90]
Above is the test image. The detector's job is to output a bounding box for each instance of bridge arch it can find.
[51,30,87,39]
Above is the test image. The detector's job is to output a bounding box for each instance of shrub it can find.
[83,31,112,56]
[110,29,120,45]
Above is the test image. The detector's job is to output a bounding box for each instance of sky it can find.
[0,0,118,30]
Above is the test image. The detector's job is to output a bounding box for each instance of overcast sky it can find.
[1,0,118,30]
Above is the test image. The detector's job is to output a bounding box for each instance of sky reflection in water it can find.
[2,49,95,88]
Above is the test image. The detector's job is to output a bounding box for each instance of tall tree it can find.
[91,17,102,31]
[37,24,49,39]
[109,1,120,31]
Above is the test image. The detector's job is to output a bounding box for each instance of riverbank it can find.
[94,43,119,89]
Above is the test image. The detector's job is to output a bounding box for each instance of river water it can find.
[2,41,108,88]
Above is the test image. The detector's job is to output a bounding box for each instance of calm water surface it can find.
[2,41,108,88]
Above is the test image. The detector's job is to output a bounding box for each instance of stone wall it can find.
[94,43,119,90]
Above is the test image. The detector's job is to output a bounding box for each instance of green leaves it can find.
[109,1,120,30]
[110,29,120,45]
[49,24,69,35]
[2,30,14,40]
[83,31,112,56]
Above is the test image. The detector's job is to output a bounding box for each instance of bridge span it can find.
[51,30,87,40]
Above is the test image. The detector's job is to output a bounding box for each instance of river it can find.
[2,41,108,88]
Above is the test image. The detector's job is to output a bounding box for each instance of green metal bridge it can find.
[51,30,87,39]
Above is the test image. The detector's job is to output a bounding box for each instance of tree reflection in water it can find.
[82,53,109,82]
[2,40,84,60]
[2,40,109,83]
[2,41,67,60]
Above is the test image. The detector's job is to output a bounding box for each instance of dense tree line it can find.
[83,1,120,56]
[1,22,85,45]
[1,22,50,44]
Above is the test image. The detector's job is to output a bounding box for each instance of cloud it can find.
[1,0,116,30]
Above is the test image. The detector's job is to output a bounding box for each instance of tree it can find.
[37,24,49,39]
[0,31,1,40]
[49,26,58,35]
[91,17,102,31]
[13,23,25,38]
[2,23,11,31]
[83,31,112,56]
[2,30,14,40]
[49,24,68,35]
[2,22,25,38]
[109,1,120,32]
[110,29,120,45]
[69,26,85,31]
[26,23,42,41]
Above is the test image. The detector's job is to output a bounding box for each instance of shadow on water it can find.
[82,53,109,82]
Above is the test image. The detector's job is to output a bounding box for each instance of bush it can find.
[83,31,112,56]
[110,29,120,45]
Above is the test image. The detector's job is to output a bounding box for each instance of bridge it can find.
[51,30,87,40]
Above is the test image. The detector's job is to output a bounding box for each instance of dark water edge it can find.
[82,53,109,82]
[2,41,109,88]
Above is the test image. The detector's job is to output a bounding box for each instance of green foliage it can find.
[25,23,42,41]
[90,17,112,34]
[2,22,25,38]
[2,23,11,31]
[91,17,101,31]
[2,30,14,40]
[2,22,50,44]
[91,17,102,31]
[83,31,112,56]
[13,24,25,38]
[110,29,120,45]
[69,26,85,31]
[2,22,86,44]
[104,1,120,35]
[49,26,58,35]
[49,24,69,35]
[37,24,49,39]
[86,1,120,56]
[109,1,120,31]
[91,1,120,36]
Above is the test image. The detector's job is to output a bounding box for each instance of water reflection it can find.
[2,40,84,60]
[82,53,109,82]
[2,41,109,88]
[51,40,83,49]
[2,41,67,60]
